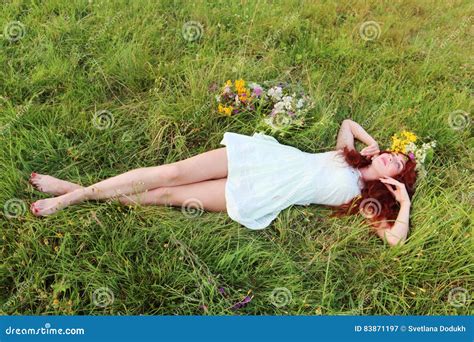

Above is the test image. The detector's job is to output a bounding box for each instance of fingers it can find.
[379,176,393,183]
[379,176,401,186]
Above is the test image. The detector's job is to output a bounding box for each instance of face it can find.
[372,152,408,178]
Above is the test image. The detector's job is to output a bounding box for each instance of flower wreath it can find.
[389,130,436,175]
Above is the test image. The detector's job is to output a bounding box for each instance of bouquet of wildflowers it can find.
[259,82,313,132]
[214,79,313,134]
[390,130,436,175]
[215,79,264,116]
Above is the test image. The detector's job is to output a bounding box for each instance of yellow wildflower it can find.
[238,89,251,102]
[53,298,60,306]
[223,106,233,116]
[390,131,417,153]
[218,103,225,113]
[235,79,245,93]
[401,130,417,142]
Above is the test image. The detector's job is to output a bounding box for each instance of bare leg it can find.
[30,147,228,216]
[29,173,227,212]
[29,173,137,204]
[119,178,227,212]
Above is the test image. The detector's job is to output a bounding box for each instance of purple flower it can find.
[230,295,253,310]
[408,152,415,160]
[252,87,263,97]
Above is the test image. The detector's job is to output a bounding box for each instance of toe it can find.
[30,202,39,215]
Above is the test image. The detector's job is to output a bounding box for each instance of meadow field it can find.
[0,0,472,315]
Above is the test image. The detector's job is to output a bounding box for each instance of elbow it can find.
[386,236,406,247]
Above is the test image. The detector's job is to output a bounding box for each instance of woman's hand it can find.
[360,141,380,159]
[379,176,411,205]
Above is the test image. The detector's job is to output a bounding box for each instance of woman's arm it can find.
[336,119,379,156]
[371,201,411,246]
[335,119,355,150]
[371,176,412,246]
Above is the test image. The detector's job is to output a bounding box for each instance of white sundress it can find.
[219,131,365,230]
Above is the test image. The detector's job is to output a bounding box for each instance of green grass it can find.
[0,0,472,315]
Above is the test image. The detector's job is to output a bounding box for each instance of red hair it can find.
[327,146,418,229]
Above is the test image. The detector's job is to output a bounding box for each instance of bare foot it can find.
[30,195,71,216]
[29,172,81,196]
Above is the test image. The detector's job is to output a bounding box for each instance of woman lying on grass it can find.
[29,119,417,247]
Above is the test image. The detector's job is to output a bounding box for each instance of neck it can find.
[359,165,379,182]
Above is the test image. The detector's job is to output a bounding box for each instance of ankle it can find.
[61,188,85,205]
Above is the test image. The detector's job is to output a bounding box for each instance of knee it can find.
[157,165,181,185]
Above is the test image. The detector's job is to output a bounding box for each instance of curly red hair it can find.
[327,146,418,228]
